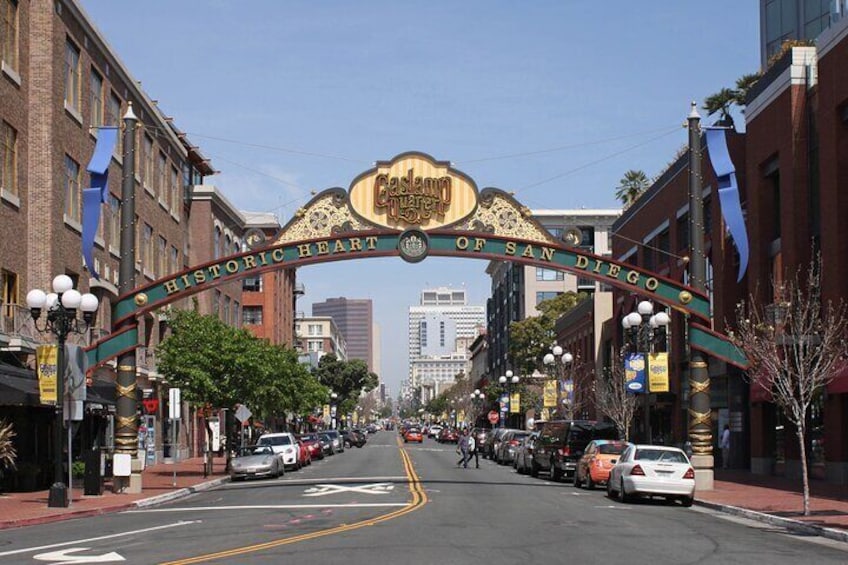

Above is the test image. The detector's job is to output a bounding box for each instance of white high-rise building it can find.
[408,287,485,402]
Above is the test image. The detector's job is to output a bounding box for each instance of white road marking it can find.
[126,503,408,513]
[275,476,407,484]
[303,483,394,497]
[0,520,199,558]
[34,547,125,563]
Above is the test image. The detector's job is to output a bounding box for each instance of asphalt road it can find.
[0,431,846,564]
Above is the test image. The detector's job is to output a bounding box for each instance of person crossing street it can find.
[456,429,471,468]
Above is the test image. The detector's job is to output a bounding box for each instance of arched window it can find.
[213,227,222,259]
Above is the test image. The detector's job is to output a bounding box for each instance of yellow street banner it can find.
[648,352,669,393]
[458,409,465,422]
[36,345,58,405]
[510,392,520,413]
[543,380,557,407]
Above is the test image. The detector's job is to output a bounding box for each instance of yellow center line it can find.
[159,437,427,564]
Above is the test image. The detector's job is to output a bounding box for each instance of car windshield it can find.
[635,449,688,463]
[598,443,627,455]
[299,434,318,442]
[258,436,292,446]
[240,446,273,457]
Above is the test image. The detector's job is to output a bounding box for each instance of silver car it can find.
[230,445,284,480]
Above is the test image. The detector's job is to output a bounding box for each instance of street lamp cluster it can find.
[622,300,670,444]
[498,371,519,428]
[543,346,573,419]
[26,275,99,508]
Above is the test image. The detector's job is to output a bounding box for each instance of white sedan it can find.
[607,444,695,507]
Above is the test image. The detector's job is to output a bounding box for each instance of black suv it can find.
[530,420,617,481]
[341,429,366,448]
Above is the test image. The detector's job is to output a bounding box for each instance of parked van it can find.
[530,420,618,481]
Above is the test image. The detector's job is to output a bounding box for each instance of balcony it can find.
[0,304,41,352]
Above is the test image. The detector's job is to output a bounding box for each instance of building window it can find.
[308,324,321,336]
[420,321,427,347]
[64,155,81,221]
[64,39,81,112]
[170,166,180,214]
[142,223,153,270]
[536,267,564,281]
[232,301,240,327]
[224,296,231,325]
[1,120,17,196]
[439,321,445,347]
[1,0,19,71]
[536,291,560,305]
[804,0,830,38]
[213,227,221,259]
[90,69,104,128]
[1,269,18,321]
[676,213,689,253]
[308,340,322,352]
[157,236,167,277]
[169,245,179,275]
[142,134,153,189]
[106,91,122,155]
[213,290,221,315]
[243,276,262,292]
[156,152,166,200]
[657,229,670,266]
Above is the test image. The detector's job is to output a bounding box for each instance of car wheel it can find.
[530,460,539,478]
[618,479,630,503]
[681,496,694,507]
[551,460,562,482]
[573,471,582,488]
[586,475,595,490]
[607,477,615,498]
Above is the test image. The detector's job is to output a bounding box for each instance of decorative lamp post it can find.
[26,275,99,508]
[543,346,573,419]
[622,300,670,444]
[329,392,338,429]
[470,388,485,427]
[498,372,512,428]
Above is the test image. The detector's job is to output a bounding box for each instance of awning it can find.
[0,362,40,406]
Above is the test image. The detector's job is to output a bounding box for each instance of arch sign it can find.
[87,152,745,369]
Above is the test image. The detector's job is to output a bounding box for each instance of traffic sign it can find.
[235,404,252,423]
[487,410,499,424]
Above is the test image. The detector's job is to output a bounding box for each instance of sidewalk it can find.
[0,455,229,530]
[696,469,848,543]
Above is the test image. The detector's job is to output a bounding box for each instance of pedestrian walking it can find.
[720,424,731,469]
[467,431,479,468]
[456,429,470,468]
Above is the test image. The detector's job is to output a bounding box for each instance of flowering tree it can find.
[731,256,848,516]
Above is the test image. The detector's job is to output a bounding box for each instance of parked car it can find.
[318,432,336,456]
[230,445,283,481]
[256,432,301,470]
[514,432,539,474]
[341,429,367,448]
[297,433,325,460]
[472,428,491,453]
[495,430,531,465]
[573,440,629,489]
[438,428,459,444]
[482,428,507,459]
[323,429,345,453]
[485,428,516,460]
[404,427,424,443]
[530,420,618,481]
[607,444,695,506]
[295,438,312,467]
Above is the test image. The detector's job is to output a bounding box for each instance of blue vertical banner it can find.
[624,353,646,394]
[82,127,119,280]
[705,127,748,282]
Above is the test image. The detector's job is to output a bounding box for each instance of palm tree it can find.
[733,73,761,106]
[703,87,736,126]
[0,420,16,471]
[615,170,650,207]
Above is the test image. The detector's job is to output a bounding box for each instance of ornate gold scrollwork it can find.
[688,379,710,394]
[134,293,148,306]
[688,408,711,427]
[116,416,136,429]
[116,382,137,398]
[679,291,693,304]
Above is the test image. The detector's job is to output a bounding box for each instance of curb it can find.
[695,499,848,544]
[133,476,231,508]
[0,476,230,531]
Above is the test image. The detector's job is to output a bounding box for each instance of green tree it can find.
[313,354,379,416]
[703,72,761,127]
[509,291,586,374]
[615,170,650,207]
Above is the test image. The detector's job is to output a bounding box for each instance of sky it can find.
[80,1,760,395]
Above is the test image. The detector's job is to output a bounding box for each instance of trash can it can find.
[83,448,103,496]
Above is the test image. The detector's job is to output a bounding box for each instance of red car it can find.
[404,428,424,443]
[438,428,459,443]
[296,439,312,467]
[297,433,325,460]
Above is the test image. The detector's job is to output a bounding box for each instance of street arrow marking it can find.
[303,482,395,497]
[33,547,125,563]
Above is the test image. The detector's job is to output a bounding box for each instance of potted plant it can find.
[72,460,86,488]
[0,420,16,493]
